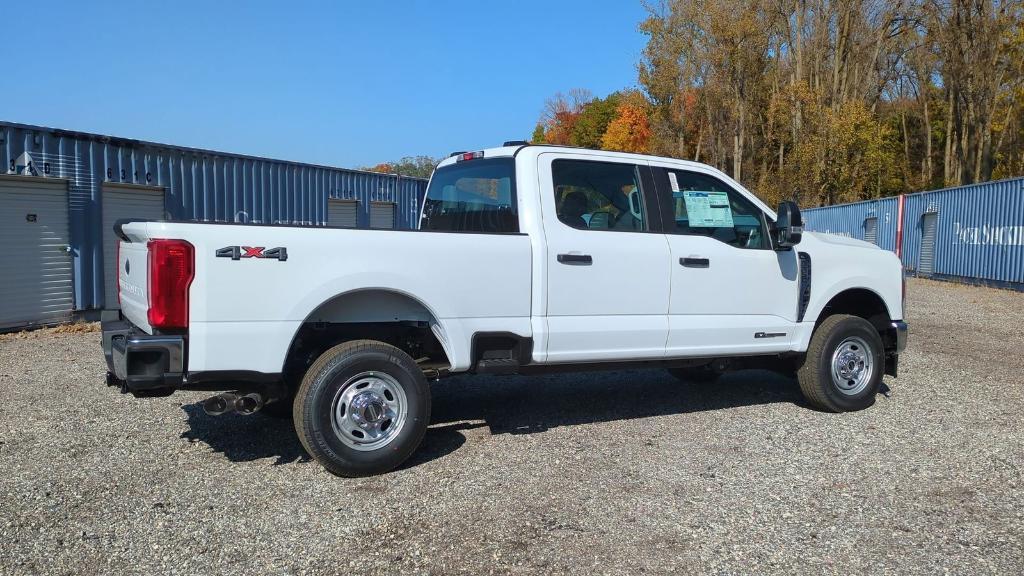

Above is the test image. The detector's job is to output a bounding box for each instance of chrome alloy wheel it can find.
[330,371,408,451]
[830,336,874,396]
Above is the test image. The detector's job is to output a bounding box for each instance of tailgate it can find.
[118,238,153,333]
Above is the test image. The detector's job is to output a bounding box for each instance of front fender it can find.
[798,233,904,324]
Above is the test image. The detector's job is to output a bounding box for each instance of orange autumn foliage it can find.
[601,101,652,154]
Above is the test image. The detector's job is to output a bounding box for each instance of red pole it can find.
[895,193,905,261]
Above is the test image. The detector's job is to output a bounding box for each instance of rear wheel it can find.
[293,340,430,477]
[797,314,884,412]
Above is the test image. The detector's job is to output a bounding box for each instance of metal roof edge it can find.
[0,119,428,183]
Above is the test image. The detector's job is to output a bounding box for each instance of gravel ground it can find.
[1,278,1022,575]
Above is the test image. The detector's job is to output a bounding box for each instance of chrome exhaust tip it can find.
[201,393,237,416]
[234,393,264,416]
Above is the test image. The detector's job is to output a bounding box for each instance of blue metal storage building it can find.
[803,177,1024,290]
[801,196,900,253]
[0,121,428,328]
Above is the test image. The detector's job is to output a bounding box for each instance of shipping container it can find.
[0,121,428,326]
[803,177,1024,290]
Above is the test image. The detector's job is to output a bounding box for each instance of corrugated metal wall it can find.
[803,177,1024,289]
[0,121,428,313]
[900,179,1024,285]
[801,197,899,252]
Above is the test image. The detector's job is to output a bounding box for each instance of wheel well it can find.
[817,288,895,347]
[282,290,451,390]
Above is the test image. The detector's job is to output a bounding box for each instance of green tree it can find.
[570,93,623,148]
[531,123,547,144]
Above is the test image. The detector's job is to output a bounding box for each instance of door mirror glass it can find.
[773,201,803,249]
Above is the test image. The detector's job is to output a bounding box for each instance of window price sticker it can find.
[682,191,734,228]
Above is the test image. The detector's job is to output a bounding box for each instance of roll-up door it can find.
[0,177,73,328]
[920,212,938,276]
[864,217,878,245]
[370,201,396,229]
[328,199,358,227]
[102,184,166,309]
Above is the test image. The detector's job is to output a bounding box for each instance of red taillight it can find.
[147,239,194,329]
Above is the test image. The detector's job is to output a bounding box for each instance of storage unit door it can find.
[370,202,396,229]
[920,212,938,276]
[864,217,878,245]
[102,185,166,308]
[327,199,358,227]
[0,178,73,328]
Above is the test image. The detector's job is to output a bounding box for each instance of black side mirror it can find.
[773,201,803,250]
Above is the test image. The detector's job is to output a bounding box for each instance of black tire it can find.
[797,314,884,412]
[667,365,720,383]
[293,340,430,477]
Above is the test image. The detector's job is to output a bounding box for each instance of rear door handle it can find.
[557,253,593,265]
[680,257,710,268]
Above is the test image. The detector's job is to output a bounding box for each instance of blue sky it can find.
[2,1,648,168]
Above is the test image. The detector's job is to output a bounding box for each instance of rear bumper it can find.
[102,310,184,393]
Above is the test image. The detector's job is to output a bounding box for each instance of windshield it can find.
[420,158,518,233]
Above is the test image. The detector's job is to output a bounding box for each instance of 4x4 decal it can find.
[216,246,288,261]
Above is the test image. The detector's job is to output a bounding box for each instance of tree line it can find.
[531,0,1024,207]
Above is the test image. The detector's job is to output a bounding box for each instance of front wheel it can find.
[797,314,884,412]
[293,340,430,477]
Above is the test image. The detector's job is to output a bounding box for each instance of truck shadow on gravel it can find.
[178,368,804,470]
[178,405,473,469]
[429,368,804,436]
[179,406,312,466]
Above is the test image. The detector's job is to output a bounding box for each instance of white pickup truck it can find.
[102,143,907,476]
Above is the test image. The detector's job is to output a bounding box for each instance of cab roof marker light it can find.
[456,151,485,162]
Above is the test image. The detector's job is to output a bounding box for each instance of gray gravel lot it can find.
[1,278,1022,575]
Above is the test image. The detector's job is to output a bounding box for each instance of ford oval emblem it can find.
[125,260,130,275]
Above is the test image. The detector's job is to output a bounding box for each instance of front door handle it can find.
[557,253,593,265]
[680,257,710,268]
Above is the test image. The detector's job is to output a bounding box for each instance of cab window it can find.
[660,169,768,249]
[552,160,648,232]
[420,158,517,233]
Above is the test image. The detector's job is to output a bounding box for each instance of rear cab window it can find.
[551,159,651,232]
[420,158,518,233]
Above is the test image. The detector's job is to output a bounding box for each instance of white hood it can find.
[805,231,879,250]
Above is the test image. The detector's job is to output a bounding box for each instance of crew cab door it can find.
[651,166,800,356]
[539,153,670,362]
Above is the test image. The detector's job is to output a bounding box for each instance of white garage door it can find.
[0,178,73,328]
[920,212,938,276]
[370,202,396,229]
[102,184,165,309]
[327,199,358,227]
[864,217,878,245]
